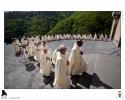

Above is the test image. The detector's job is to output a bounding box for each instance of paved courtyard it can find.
[4,40,121,89]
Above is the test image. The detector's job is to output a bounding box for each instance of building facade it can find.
[110,11,121,47]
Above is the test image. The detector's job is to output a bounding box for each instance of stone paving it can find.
[4,40,121,89]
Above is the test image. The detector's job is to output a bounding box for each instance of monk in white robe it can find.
[52,49,59,65]
[34,43,42,62]
[27,40,34,57]
[53,45,70,89]
[13,39,21,56]
[21,38,25,45]
[104,34,108,41]
[90,33,93,40]
[100,33,104,40]
[39,48,52,76]
[35,36,40,44]
[20,38,29,61]
[87,34,90,40]
[41,41,48,52]
[69,40,88,75]
[93,33,97,40]
[83,34,87,40]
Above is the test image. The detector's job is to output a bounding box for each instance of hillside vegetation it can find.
[4,11,112,39]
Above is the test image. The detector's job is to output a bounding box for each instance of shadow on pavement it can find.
[70,72,92,89]
[25,62,36,72]
[42,71,55,88]
[90,73,113,89]
[78,72,93,88]
[70,72,113,89]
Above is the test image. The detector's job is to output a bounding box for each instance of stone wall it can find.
[113,17,121,47]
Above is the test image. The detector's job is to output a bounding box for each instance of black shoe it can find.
[70,75,80,85]
[37,63,40,68]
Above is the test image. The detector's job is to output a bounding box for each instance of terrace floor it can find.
[4,40,121,89]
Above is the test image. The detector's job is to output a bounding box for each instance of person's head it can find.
[27,41,29,45]
[43,48,47,54]
[43,41,46,46]
[34,43,37,46]
[38,42,41,46]
[77,40,83,47]
[58,45,67,55]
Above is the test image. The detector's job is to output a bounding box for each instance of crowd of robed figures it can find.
[12,35,95,89]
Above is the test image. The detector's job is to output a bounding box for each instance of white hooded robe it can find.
[69,45,88,75]
[53,53,70,89]
[39,52,52,76]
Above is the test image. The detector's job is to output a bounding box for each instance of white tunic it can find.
[69,45,88,75]
[53,53,70,89]
[87,35,90,40]
[93,33,97,40]
[83,34,87,40]
[100,34,104,40]
[34,45,41,62]
[41,43,49,52]
[90,34,93,40]
[39,52,52,76]
[21,38,25,45]
[28,42,34,56]
[13,40,21,53]
[52,50,60,65]
[104,34,108,41]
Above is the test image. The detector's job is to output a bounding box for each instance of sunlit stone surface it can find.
[4,40,121,89]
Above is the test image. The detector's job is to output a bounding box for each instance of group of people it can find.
[53,41,88,88]
[22,33,109,42]
[12,36,89,88]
